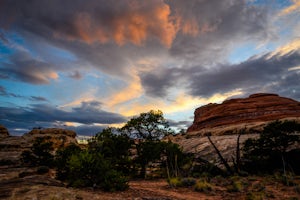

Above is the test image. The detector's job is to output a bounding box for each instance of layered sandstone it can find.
[187,93,300,135]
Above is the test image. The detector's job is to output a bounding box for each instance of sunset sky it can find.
[1,0,300,135]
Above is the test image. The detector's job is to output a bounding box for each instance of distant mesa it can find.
[187,93,300,136]
[0,125,9,139]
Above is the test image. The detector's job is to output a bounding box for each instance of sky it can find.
[1,0,300,136]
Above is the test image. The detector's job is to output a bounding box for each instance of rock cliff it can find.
[187,93,300,136]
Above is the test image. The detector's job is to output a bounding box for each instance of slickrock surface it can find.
[187,93,300,136]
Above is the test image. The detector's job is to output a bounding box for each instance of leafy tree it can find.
[162,141,190,178]
[135,140,164,178]
[121,110,173,140]
[242,120,300,173]
[88,127,133,174]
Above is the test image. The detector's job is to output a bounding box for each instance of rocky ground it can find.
[1,125,300,199]
[1,168,300,200]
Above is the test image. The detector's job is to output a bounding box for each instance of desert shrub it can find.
[55,143,81,181]
[168,177,182,187]
[194,180,213,193]
[242,120,300,174]
[36,166,49,174]
[66,150,128,191]
[101,170,129,191]
[227,180,244,192]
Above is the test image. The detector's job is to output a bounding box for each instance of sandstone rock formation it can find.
[187,93,300,136]
[23,128,77,149]
[0,125,9,139]
[0,127,78,170]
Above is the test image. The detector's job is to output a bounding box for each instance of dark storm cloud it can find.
[168,0,273,65]
[142,51,300,100]
[189,52,300,98]
[0,0,273,79]
[0,101,126,132]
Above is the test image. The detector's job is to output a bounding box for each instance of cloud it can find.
[141,48,300,100]
[30,96,48,102]
[278,0,300,16]
[68,71,83,80]
[0,0,273,77]
[167,0,273,65]
[0,51,59,84]
[105,71,143,108]
[0,101,126,135]
[0,0,179,47]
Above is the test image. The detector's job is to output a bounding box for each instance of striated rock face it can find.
[0,125,9,139]
[187,93,300,135]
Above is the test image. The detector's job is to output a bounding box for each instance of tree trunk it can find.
[207,135,233,175]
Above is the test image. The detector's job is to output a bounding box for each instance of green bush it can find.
[55,144,81,181]
[101,170,129,191]
[194,180,213,193]
[66,150,129,191]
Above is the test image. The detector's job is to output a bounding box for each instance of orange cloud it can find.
[279,0,300,16]
[105,71,143,109]
[117,89,242,117]
[267,39,300,58]
[70,1,178,47]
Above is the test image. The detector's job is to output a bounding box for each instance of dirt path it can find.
[129,180,222,200]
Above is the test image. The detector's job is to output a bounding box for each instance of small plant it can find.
[168,177,182,187]
[245,192,265,200]
[227,180,244,192]
[194,180,213,193]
